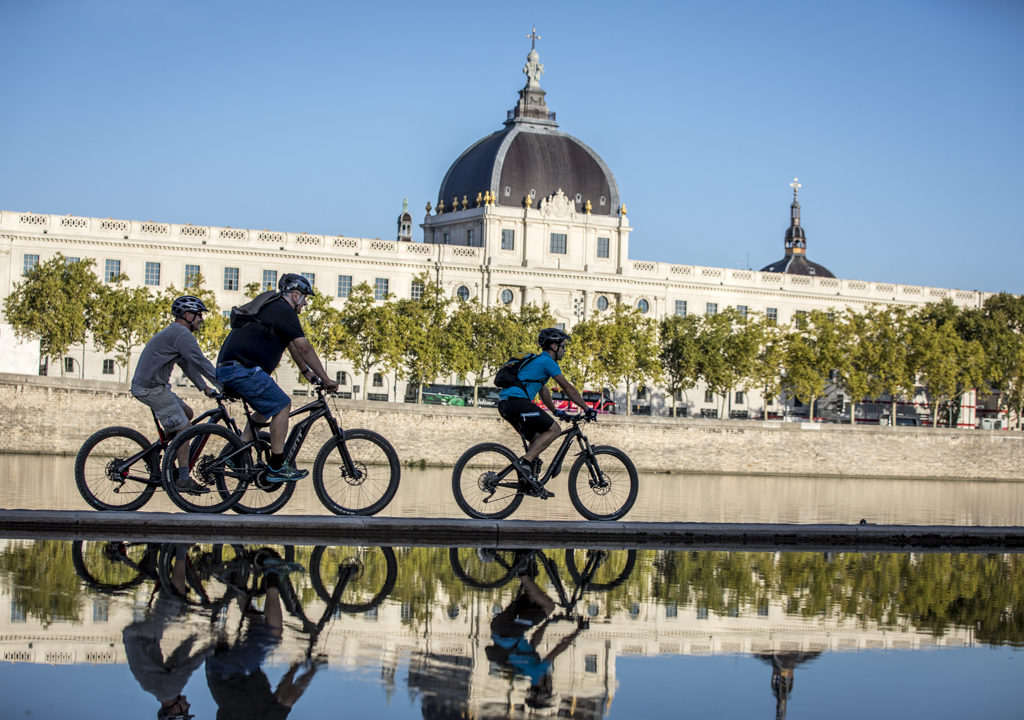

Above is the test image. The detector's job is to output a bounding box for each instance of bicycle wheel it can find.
[451,443,524,520]
[564,549,636,591]
[162,424,249,513]
[312,430,400,516]
[229,432,295,515]
[448,547,520,588]
[567,446,639,521]
[71,540,152,592]
[74,427,158,511]
[310,545,397,612]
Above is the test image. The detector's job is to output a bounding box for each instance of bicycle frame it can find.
[519,416,595,486]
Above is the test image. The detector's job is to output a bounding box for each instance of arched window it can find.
[637,298,650,314]
[456,285,470,301]
[501,289,514,305]
[372,373,383,387]
[596,295,609,311]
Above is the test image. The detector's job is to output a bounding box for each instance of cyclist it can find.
[131,295,220,495]
[216,273,338,482]
[497,327,596,497]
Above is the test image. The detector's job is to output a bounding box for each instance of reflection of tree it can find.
[754,651,822,720]
[0,540,83,626]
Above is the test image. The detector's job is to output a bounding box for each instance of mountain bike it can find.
[162,381,400,515]
[451,414,638,520]
[74,395,238,512]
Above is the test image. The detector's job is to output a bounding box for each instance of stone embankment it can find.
[2,373,1022,481]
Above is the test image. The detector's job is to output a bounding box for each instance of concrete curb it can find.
[1,509,1022,551]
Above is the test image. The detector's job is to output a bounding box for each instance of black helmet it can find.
[171,295,208,318]
[538,327,570,350]
[279,273,314,296]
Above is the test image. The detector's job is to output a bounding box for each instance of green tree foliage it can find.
[973,293,1024,427]
[598,304,661,416]
[696,307,761,417]
[336,282,394,399]
[780,310,845,421]
[396,275,450,400]
[91,274,163,378]
[862,306,916,424]
[747,314,788,421]
[0,540,84,626]
[2,254,102,373]
[658,314,702,417]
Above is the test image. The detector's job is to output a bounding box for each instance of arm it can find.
[538,384,558,413]
[551,374,589,412]
[173,333,220,393]
[287,337,338,391]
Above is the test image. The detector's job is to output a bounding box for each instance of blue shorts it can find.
[216,363,290,419]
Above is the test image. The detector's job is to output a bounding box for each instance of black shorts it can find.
[498,397,555,442]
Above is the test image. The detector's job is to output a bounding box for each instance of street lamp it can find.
[572,296,585,325]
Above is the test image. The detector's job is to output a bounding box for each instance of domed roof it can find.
[760,179,835,278]
[436,44,620,215]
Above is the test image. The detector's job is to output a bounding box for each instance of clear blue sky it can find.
[2,0,1022,294]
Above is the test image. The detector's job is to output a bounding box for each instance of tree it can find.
[747,313,788,421]
[599,304,661,416]
[972,293,1024,427]
[658,314,702,418]
[336,282,393,400]
[835,309,875,424]
[397,274,450,401]
[160,274,228,357]
[91,275,163,379]
[2,254,101,374]
[780,310,844,421]
[697,307,761,418]
[909,310,986,428]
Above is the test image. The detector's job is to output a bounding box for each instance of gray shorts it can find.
[131,383,189,432]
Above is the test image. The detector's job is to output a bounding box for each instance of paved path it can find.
[1,509,1022,551]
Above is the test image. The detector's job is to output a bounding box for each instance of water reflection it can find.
[5,452,1024,524]
[0,540,1021,719]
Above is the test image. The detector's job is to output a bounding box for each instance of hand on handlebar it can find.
[584,408,598,421]
[204,387,219,398]
[553,409,570,421]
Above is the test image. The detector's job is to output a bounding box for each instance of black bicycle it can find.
[161,381,400,514]
[74,395,238,512]
[449,547,636,596]
[451,414,638,520]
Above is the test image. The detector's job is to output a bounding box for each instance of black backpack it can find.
[229,290,280,330]
[494,353,540,395]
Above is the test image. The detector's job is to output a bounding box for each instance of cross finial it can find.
[790,177,802,200]
[527,26,541,50]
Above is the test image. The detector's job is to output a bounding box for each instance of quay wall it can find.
[2,374,1022,481]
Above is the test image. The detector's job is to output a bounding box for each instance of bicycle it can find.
[74,395,239,512]
[161,380,401,515]
[448,547,636,594]
[451,414,638,520]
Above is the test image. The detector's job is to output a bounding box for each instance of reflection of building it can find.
[0,38,992,418]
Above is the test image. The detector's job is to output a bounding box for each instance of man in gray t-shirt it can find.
[131,295,220,494]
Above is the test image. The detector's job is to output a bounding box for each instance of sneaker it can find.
[175,476,210,495]
[513,457,554,499]
[265,462,309,483]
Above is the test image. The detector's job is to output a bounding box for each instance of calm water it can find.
[0,540,1021,719]
[3,452,1024,525]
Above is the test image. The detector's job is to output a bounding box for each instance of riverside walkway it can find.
[1,509,1022,551]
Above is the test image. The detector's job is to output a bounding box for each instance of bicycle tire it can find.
[312,430,400,516]
[309,545,397,612]
[564,549,636,591]
[227,432,296,515]
[567,446,638,521]
[74,427,158,511]
[451,443,525,519]
[161,424,249,513]
[448,547,520,588]
[71,540,151,592]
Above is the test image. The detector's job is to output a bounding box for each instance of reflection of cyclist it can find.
[131,295,221,495]
[206,556,322,720]
[486,572,588,710]
[122,544,211,720]
[216,274,338,482]
[497,327,596,496]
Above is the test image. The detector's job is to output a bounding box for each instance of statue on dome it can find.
[523,49,544,88]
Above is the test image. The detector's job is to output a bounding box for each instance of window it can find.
[102,359,115,375]
[373,373,384,387]
[795,310,808,328]
[504,186,511,197]
[337,275,352,298]
[223,267,239,291]
[221,310,230,319]
[597,236,610,258]
[64,256,80,265]
[104,259,121,282]
[585,655,598,673]
[675,300,687,317]
[735,391,744,404]
[555,322,566,331]
[705,389,714,403]
[596,295,609,311]
[301,272,315,289]
[706,302,718,315]
[549,233,567,254]
[373,277,389,300]
[767,307,778,324]
[736,305,748,318]
[64,357,74,374]
[144,262,161,286]
[184,264,200,287]
[637,298,650,314]
[501,289,514,305]
[501,228,515,250]
[411,280,424,300]
[93,598,109,623]
[22,254,39,275]
[262,269,277,292]
[600,195,606,206]
[456,285,470,301]
[442,232,450,244]
[467,228,475,246]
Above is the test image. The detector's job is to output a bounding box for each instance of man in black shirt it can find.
[217,273,338,481]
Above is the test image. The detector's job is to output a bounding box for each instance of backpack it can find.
[229,290,281,329]
[494,353,540,394]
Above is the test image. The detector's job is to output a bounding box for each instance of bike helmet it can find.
[278,273,314,296]
[537,327,570,350]
[170,295,208,318]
